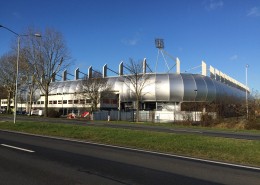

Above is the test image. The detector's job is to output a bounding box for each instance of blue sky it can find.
[1,0,260,92]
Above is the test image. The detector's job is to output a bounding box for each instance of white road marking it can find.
[1,144,35,153]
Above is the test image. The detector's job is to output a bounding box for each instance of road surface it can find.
[0,130,259,185]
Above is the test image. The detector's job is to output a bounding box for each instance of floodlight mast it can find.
[155,38,171,73]
[155,38,164,49]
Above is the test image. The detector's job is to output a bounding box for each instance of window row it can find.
[102,99,118,105]
[48,99,92,105]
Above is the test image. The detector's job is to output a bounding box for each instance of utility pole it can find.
[246,64,249,120]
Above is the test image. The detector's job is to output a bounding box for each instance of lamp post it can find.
[0,25,41,123]
[194,89,198,122]
[246,64,249,120]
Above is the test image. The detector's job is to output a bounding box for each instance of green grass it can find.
[109,120,260,134]
[0,120,259,167]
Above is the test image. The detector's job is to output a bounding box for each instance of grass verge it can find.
[0,120,259,167]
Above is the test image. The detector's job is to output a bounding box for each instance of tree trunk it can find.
[7,91,11,114]
[135,100,139,122]
[29,89,33,115]
[45,93,48,117]
[44,85,49,117]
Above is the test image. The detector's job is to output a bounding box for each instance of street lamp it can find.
[246,64,249,120]
[194,89,198,122]
[0,25,41,123]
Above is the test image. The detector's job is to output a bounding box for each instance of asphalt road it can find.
[0,130,259,185]
[1,115,260,140]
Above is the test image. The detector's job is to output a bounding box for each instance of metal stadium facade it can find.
[0,58,250,121]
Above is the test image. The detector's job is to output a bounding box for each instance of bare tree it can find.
[23,28,71,117]
[121,59,150,122]
[81,71,112,112]
[249,90,260,119]
[0,52,17,113]
[15,49,39,115]
[0,86,8,100]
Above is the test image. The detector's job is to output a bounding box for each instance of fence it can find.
[93,110,134,121]
[92,110,216,122]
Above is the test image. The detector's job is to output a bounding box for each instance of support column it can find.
[119,61,123,76]
[75,68,79,80]
[62,70,67,81]
[176,57,180,74]
[88,66,92,79]
[202,61,207,76]
[143,58,146,74]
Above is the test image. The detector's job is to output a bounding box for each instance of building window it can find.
[53,100,57,104]
[112,99,118,105]
[86,99,92,103]
[49,101,52,104]
[103,99,110,104]
[80,99,85,104]
[74,100,79,104]
[68,100,73,104]
[41,101,44,104]
[63,100,67,104]
[58,100,62,104]
[37,101,41,104]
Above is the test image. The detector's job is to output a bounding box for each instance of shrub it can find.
[200,113,213,127]
[48,109,62,118]
[245,122,260,130]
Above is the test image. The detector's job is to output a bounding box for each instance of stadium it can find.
[0,40,250,122]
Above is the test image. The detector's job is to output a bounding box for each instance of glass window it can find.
[112,99,118,105]
[49,101,52,104]
[53,100,57,104]
[80,99,85,104]
[68,100,73,104]
[103,99,110,104]
[86,99,92,103]
[63,100,67,104]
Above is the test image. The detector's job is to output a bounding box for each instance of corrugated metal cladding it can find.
[48,73,247,103]
[114,73,247,103]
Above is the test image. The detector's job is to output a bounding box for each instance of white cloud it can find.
[121,31,141,46]
[230,54,238,61]
[121,38,139,46]
[204,0,223,11]
[247,7,260,17]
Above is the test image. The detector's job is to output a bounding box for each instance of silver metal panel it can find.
[56,82,64,94]
[75,81,82,92]
[69,81,77,93]
[120,77,131,102]
[182,74,196,101]
[155,74,169,101]
[49,82,59,94]
[63,81,72,93]
[169,74,183,102]
[193,74,207,101]
[142,74,156,101]
[214,81,224,102]
[45,73,248,105]
[203,77,216,102]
